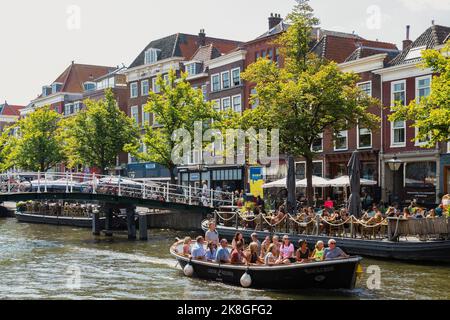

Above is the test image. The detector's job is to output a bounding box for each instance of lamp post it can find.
[387,156,403,204]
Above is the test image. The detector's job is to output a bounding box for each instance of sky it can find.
[0,0,449,105]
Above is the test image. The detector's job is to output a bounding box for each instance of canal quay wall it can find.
[145,210,208,232]
[0,205,15,218]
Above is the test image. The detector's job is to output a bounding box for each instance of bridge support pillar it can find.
[127,208,137,240]
[105,207,114,237]
[92,210,101,236]
[139,214,148,241]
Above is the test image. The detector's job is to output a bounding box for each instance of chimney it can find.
[432,20,435,26]
[199,29,206,46]
[402,25,412,50]
[268,13,282,30]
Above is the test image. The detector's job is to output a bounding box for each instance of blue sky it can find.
[0,0,449,105]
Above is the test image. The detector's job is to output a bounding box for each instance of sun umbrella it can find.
[262,178,288,189]
[286,156,297,214]
[347,151,362,218]
[328,175,377,187]
[296,176,331,188]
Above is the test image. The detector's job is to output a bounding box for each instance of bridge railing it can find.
[0,172,235,208]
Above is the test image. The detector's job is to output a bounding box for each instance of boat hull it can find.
[204,221,450,263]
[16,212,104,229]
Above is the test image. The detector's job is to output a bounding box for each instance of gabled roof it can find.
[190,44,222,62]
[389,25,450,66]
[311,35,398,63]
[52,63,115,93]
[0,103,24,116]
[129,33,242,69]
[256,21,290,40]
[345,46,400,63]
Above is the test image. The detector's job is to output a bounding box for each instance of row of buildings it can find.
[4,13,449,206]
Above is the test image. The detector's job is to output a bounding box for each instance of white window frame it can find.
[212,99,221,112]
[391,80,406,110]
[391,120,406,148]
[334,130,348,151]
[141,80,149,96]
[414,127,430,147]
[185,62,197,76]
[83,81,96,92]
[163,74,169,86]
[415,75,432,102]
[144,48,160,65]
[130,82,138,98]
[311,133,323,153]
[295,160,324,178]
[211,74,220,92]
[142,105,150,126]
[221,71,230,90]
[232,95,242,113]
[130,106,139,124]
[357,126,372,149]
[357,81,372,97]
[152,78,160,93]
[64,103,73,116]
[231,68,241,87]
[221,97,231,112]
[201,84,208,102]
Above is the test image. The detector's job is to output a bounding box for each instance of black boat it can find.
[16,212,105,228]
[170,240,362,290]
[203,220,450,263]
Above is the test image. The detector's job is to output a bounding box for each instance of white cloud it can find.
[397,0,450,11]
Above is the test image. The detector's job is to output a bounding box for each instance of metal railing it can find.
[0,172,234,209]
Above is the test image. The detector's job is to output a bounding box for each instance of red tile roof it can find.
[0,103,25,116]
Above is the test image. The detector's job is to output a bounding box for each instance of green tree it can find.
[239,1,380,205]
[10,107,65,172]
[0,126,16,172]
[127,69,220,184]
[63,89,140,175]
[389,43,450,146]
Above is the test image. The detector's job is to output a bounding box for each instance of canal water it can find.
[0,218,449,300]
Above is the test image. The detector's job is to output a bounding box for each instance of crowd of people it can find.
[179,222,349,266]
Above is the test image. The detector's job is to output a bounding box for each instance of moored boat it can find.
[170,240,362,290]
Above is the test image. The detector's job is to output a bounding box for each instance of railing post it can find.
[189,186,192,205]
[315,214,320,236]
[37,171,41,194]
[231,193,235,207]
[92,173,97,194]
[7,173,10,194]
[70,173,74,193]
[118,175,122,197]
[65,172,69,193]
[235,211,239,230]
[214,210,218,225]
[44,173,48,193]
[210,189,214,208]
[142,181,146,199]
[166,182,170,202]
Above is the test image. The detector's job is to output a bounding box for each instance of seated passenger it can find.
[246,242,264,265]
[216,239,231,264]
[182,237,192,256]
[191,236,206,261]
[324,239,349,260]
[264,244,281,266]
[260,236,271,259]
[403,207,411,219]
[230,241,246,265]
[296,239,311,263]
[426,209,437,219]
[278,235,296,264]
[272,235,281,255]
[312,241,325,262]
[205,241,217,262]
[232,232,245,250]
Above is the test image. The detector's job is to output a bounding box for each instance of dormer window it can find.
[185,62,198,76]
[42,86,51,97]
[51,83,63,94]
[405,45,426,61]
[144,48,160,65]
[84,82,96,92]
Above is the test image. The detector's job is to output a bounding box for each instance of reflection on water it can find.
[0,218,449,300]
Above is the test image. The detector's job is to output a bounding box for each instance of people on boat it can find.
[272,235,281,254]
[230,241,246,265]
[216,239,231,264]
[232,232,245,250]
[427,209,437,219]
[312,241,325,261]
[250,233,261,257]
[205,221,219,245]
[264,244,281,266]
[191,236,206,261]
[296,239,311,263]
[435,204,444,217]
[182,237,192,256]
[278,235,296,264]
[402,207,411,219]
[260,236,271,259]
[246,242,264,265]
[324,239,349,260]
[205,241,217,262]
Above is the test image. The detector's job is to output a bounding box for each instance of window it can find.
[358,127,372,149]
[131,106,139,124]
[142,106,151,126]
[185,63,197,76]
[231,68,241,86]
[267,49,273,60]
[275,48,280,65]
[416,76,431,101]
[405,46,426,61]
[255,52,260,61]
[52,83,62,94]
[261,50,266,58]
[212,100,221,112]
[415,127,430,146]
[42,86,51,97]
[163,74,169,86]
[334,131,348,151]
[130,82,138,98]
[64,103,73,116]
[250,88,259,109]
[201,85,208,102]
[391,120,406,146]
[221,71,230,90]
[295,161,324,180]
[232,95,242,113]
[211,74,220,92]
[362,163,377,181]
[152,78,160,93]
[141,80,149,96]
[358,81,372,97]
[74,101,81,114]
[312,133,323,152]
[144,48,160,64]
[83,82,96,92]
[222,97,231,112]
[391,80,406,107]
[405,162,436,188]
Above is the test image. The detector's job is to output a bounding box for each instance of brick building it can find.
[0,102,24,133]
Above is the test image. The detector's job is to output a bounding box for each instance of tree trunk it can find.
[169,166,177,185]
[305,156,314,207]
[40,163,46,173]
